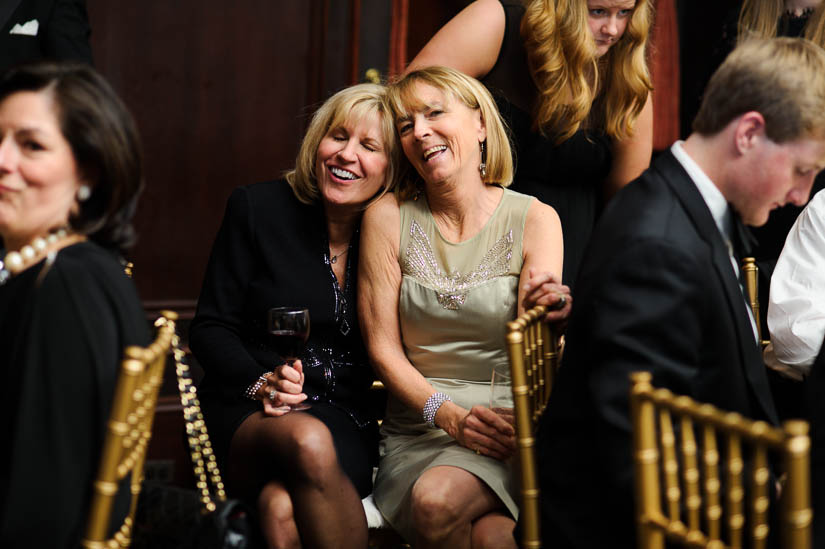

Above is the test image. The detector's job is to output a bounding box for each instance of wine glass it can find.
[490,364,514,422]
[268,307,311,411]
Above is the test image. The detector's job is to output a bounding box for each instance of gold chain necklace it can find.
[330,246,349,264]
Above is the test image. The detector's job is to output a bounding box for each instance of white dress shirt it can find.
[767,189,825,374]
[671,141,759,343]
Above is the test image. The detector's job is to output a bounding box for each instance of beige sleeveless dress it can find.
[373,188,533,538]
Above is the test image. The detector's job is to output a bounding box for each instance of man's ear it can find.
[733,111,767,155]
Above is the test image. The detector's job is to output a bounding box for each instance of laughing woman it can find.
[189,83,399,549]
[359,66,568,548]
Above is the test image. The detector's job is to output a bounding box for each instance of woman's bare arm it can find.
[405,0,506,78]
[519,199,570,323]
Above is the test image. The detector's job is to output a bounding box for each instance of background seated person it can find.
[537,37,825,549]
[765,180,825,549]
[189,83,399,549]
[359,66,569,548]
[406,0,654,286]
[0,62,148,547]
[765,188,825,380]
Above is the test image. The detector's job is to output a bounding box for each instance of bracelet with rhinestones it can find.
[422,392,451,428]
[244,373,272,400]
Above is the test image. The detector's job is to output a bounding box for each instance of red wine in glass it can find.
[268,307,311,411]
[269,330,309,358]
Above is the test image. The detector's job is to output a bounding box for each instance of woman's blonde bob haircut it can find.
[693,37,825,143]
[285,83,399,206]
[387,66,514,200]
[521,0,653,142]
[738,0,825,46]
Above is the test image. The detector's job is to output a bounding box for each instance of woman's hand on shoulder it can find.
[454,405,516,461]
[260,360,307,416]
[405,0,506,78]
[523,268,572,328]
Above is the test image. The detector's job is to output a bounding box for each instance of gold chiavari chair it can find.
[630,371,812,549]
[742,257,770,348]
[506,305,562,549]
[82,310,177,549]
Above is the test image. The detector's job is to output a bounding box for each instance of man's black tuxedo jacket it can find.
[0,0,92,72]
[537,150,779,548]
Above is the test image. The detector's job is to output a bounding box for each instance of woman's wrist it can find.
[434,400,463,438]
[244,372,272,400]
[423,391,451,427]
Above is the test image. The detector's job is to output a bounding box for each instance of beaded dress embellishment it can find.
[402,219,513,310]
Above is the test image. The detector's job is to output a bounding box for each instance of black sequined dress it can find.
[190,180,378,497]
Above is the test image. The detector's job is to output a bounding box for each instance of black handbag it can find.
[133,319,259,549]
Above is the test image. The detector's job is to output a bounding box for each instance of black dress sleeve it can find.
[190,186,270,394]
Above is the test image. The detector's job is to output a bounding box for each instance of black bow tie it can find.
[729,206,757,260]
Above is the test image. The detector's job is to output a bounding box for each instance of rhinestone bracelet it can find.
[244,372,272,400]
[423,392,451,428]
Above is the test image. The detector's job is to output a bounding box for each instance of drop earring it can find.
[478,140,487,179]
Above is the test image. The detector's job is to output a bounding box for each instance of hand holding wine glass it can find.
[266,307,311,412]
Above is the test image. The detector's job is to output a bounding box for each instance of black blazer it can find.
[0,0,92,72]
[537,150,779,549]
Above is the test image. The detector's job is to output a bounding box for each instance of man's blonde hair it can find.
[693,37,825,143]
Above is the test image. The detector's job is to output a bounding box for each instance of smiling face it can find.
[395,82,486,187]
[0,90,82,250]
[586,0,636,57]
[314,110,389,210]
[730,135,825,226]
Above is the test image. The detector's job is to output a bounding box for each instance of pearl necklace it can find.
[0,229,86,285]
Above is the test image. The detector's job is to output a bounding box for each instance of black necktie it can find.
[729,207,758,288]
[729,207,757,262]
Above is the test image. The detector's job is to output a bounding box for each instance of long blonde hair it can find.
[520,0,652,142]
[738,0,825,45]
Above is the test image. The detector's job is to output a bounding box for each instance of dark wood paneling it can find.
[86,1,352,301]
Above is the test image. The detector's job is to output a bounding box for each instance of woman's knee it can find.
[410,473,464,536]
[471,513,517,549]
[286,422,338,474]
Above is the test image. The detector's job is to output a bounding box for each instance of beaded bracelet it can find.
[244,372,272,400]
[422,392,451,428]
